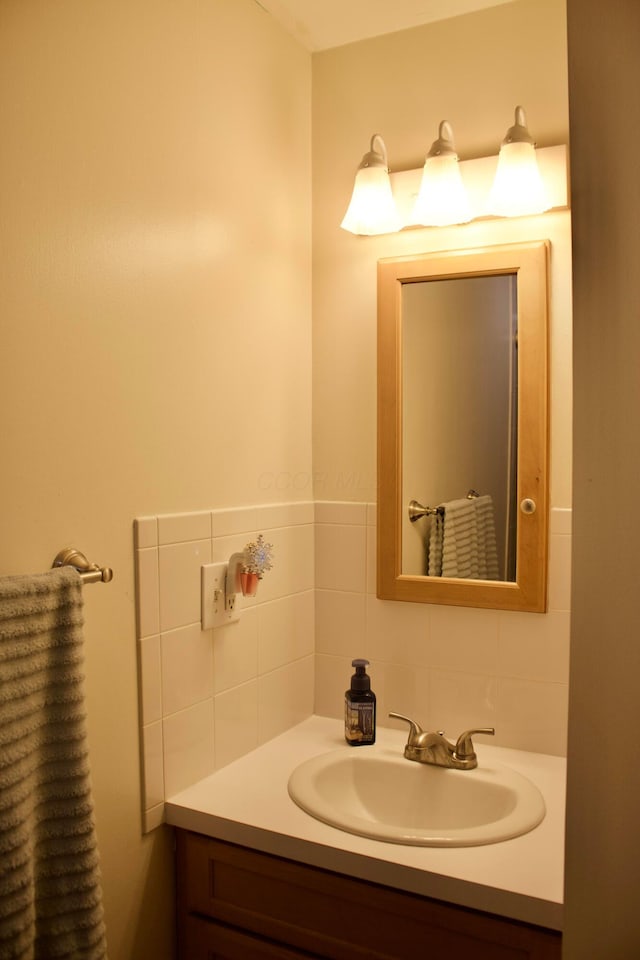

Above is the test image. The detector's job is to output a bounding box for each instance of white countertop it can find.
[165,715,565,930]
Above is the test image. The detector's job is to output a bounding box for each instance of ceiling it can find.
[256,0,519,51]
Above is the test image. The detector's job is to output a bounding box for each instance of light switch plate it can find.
[201,562,240,629]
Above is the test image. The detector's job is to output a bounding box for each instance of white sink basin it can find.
[288,745,546,847]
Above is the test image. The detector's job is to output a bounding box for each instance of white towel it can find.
[433,495,500,580]
[0,567,108,960]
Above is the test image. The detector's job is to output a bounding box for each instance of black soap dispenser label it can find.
[345,658,376,746]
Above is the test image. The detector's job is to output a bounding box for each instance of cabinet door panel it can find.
[182,915,317,960]
[176,830,562,960]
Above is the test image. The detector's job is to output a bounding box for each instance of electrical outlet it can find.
[201,562,240,629]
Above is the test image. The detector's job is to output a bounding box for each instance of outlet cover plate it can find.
[201,562,240,629]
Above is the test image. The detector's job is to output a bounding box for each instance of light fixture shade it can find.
[488,106,550,217]
[412,121,471,226]
[340,134,401,236]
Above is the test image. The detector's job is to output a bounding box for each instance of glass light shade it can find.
[340,165,401,235]
[413,154,471,226]
[411,121,471,227]
[488,107,550,217]
[340,135,401,236]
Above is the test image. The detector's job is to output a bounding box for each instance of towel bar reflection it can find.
[408,490,480,523]
[408,500,443,522]
[53,548,113,583]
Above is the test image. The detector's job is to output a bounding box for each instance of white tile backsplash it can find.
[138,636,162,725]
[213,607,259,694]
[258,655,314,744]
[496,677,569,755]
[134,516,158,549]
[135,504,317,831]
[143,804,165,833]
[261,501,314,529]
[158,539,212,631]
[496,609,571,683]
[259,524,315,601]
[134,501,571,832]
[365,522,377,594]
[258,590,314,674]
[160,622,213,716]
[316,590,366,656]
[162,699,215,797]
[365,596,430,666]
[142,721,164,809]
[212,506,262,538]
[315,522,367,592]
[314,653,351,719]
[378,661,430,727]
[428,606,500,675]
[315,500,368,525]
[158,510,211,545]
[134,547,159,639]
[550,507,572,535]
[547,530,572,611]
[214,681,259,769]
[428,669,499,734]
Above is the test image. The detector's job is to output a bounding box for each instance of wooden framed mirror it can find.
[377,241,549,612]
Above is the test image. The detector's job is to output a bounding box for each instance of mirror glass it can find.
[377,242,549,612]
[402,273,518,581]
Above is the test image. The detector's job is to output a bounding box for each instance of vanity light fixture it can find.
[487,105,550,217]
[412,121,471,226]
[340,134,401,236]
[340,107,565,234]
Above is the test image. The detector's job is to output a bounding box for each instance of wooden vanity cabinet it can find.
[175,829,561,960]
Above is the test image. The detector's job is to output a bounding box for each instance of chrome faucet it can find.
[389,713,495,770]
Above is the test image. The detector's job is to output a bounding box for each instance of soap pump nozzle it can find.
[350,658,371,692]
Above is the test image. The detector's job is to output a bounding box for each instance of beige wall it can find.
[0,1,311,957]
[565,0,640,954]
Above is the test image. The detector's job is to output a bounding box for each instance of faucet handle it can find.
[388,712,425,746]
[454,727,495,761]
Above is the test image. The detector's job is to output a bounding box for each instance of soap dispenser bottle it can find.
[344,658,376,746]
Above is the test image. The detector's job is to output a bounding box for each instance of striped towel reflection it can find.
[429,495,500,580]
[427,512,444,577]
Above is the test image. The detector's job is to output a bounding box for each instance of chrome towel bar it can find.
[52,548,113,583]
